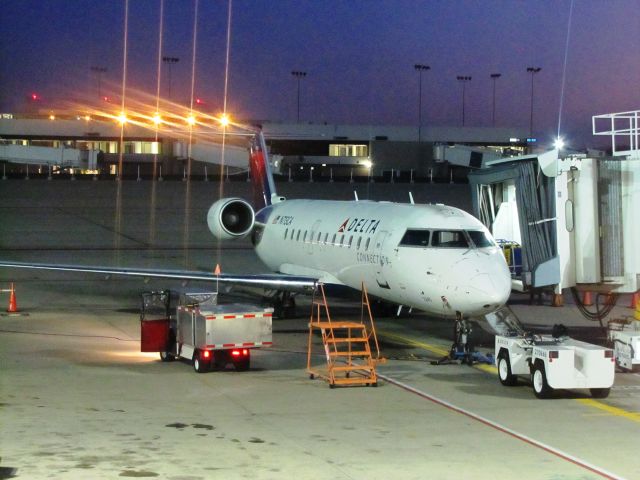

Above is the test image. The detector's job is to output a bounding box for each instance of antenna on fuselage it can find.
[354,191,359,201]
[409,192,415,204]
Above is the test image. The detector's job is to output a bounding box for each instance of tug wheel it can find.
[532,364,552,399]
[497,353,517,386]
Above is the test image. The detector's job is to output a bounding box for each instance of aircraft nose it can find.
[468,273,511,308]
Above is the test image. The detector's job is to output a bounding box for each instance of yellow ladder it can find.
[306,282,383,388]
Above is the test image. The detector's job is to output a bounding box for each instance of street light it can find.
[291,70,307,123]
[527,67,541,137]
[90,66,107,100]
[162,56,180,100]
[456,76,472,126]
[490,73,501,127]
[414,64,430,141]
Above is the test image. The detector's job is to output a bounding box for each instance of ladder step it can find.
[331,365,374,372]
[309,321,366,329]
[329,351,370,357]
[326,337,368,343]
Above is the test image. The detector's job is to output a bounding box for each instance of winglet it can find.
[214,264,221,275]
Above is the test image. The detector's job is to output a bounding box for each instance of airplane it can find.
[0,131,511,324]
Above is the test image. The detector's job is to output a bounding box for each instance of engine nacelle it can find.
[206,198,255,240]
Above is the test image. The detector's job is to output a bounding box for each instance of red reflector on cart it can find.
[549,351,559,362]
[203,350,210,358]
[231,349,240,357]
[604,350,613,358]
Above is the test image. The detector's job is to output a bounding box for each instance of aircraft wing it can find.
[0,261,317,292]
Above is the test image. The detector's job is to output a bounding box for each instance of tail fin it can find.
[249,132,278,210]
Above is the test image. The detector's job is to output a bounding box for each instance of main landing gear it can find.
[271,291,297,319]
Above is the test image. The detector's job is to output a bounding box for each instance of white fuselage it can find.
[253,199,511,318]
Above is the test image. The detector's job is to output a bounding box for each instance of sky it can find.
[1,0,640,148]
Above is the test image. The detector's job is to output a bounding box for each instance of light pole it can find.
[490,73,501,127]
[527,67,541,137]
[162,56,180,100]
[90,66,107,100]
[414,64,430,141]
[291,70,307,123]
[456,76,472,126]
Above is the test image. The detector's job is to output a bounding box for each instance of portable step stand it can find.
[306,282,383,388]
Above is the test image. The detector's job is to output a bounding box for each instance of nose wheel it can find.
[431,313,481,366]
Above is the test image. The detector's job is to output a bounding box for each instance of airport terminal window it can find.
[323,233,328,244]
[284,228,288,239]
[357,237,362,250]
[317,232,322,242]
[348,236,353,248]
[303,231,308,242]
[339,235,345,247]
[331,234,336,245]
[296,230,301,242]
[432,230,469,248]
[466,230,495,248]
[399,229,430,247]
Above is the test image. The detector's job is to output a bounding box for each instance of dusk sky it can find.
[2,0,640,148]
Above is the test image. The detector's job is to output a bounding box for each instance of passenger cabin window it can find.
[357,237,362,250]
[284,228,288,239]
[323,233,328,244]
[467,230,495,248]
[303,231,308,242]
[331,234,336,245]
[365,238,371,251]
[399,229,430,247]
[432,230,469,248]
[348,236,353,248]
[296,230,301,242]
[339,235,345,247]
[317,232,322,242]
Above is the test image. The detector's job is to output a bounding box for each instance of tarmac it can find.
[1,178,639,480]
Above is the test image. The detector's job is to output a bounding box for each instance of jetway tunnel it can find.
[468,148,640,299]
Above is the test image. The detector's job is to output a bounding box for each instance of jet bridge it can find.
[0,144,99,170]
[469,111,640,301]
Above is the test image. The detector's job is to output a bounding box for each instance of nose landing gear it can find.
[431,312,494,366]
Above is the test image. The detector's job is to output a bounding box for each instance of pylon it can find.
[7,283,18,313]
[582,291,593,306]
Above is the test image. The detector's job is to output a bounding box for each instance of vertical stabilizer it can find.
[249,132,278,210]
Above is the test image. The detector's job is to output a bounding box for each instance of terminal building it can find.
[0,113,530,181]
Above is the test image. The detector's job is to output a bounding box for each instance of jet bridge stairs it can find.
[306,283,383,388]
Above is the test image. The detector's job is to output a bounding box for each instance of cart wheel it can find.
[160,351,174,362]
[590,388,610,399]
[329,383,336,389]
[532,364,552,399]
[498,353,517,386]
[193,351,209,373]
[309,373,315,380]
[371,382,378,387]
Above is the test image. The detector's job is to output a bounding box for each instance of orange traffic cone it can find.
[582,291,593,306]
[7,283,18,313]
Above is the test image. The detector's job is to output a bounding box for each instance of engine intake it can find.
[207,198,255,240]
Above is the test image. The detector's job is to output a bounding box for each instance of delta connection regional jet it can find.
[0,132,511,320]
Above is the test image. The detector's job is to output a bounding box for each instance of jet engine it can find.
[206,198,255,240]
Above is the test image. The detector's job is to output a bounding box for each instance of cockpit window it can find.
[399,229,430,247]
[431,230,469,248]
[466,230,495,248]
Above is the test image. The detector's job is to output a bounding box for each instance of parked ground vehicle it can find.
[140,291,273,373]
